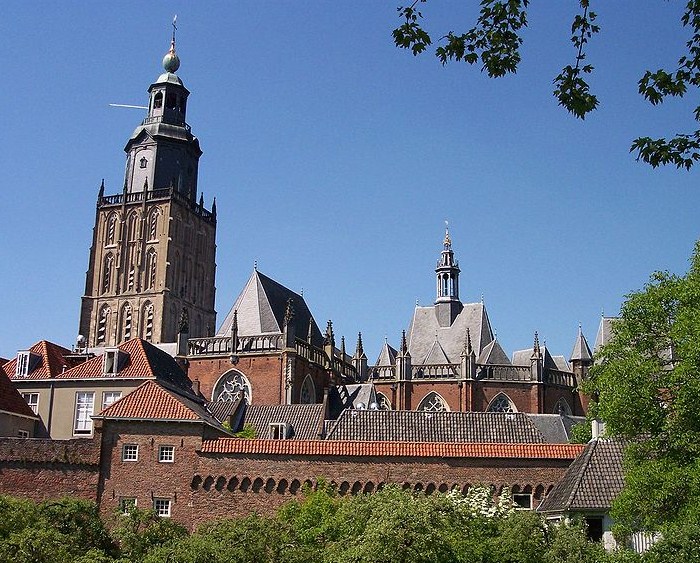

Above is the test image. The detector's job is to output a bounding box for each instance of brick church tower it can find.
[79,33,216,347]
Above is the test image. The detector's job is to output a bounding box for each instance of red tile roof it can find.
[0,370,38,419]
[2,341,72,381]
[200,439,585,459]
[96,380,201,421]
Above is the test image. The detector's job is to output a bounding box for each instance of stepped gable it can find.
[537,438,625,513]
[241,404,325,440]
[94,379,224,430]
[3,341,72,380]
[54,338,193,393]
[0,370,38,419]
[325,410,549,443]
[217,270,323,345]
[201,438,584,459]
[407,302,494,366]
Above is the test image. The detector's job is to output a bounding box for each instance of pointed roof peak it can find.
[443,220,452,250]
[571,325,593,362]
[162,16,181,73]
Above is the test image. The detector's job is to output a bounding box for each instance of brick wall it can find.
[0,437,100,501]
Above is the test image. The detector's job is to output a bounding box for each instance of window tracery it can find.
[417,392,448,412]
[553,397,572,416]
[142,303,153,341]
[102,254,114,294]
[97,305,111,344]
[300,375,315,404]
[376,392,392,411]
[146,248,157,290]
[121,303,132,341]
[487,393,517,413]
[213,370,252,404]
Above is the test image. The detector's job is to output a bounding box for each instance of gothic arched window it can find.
[148,208,159,241]
[300,375,316,404]
[121,303,132,341]
[142,302,154,341]
[102,254,114,294]
[417,392,449,412]
[145,248,157,290]
[553,397,572,416]
[212,370,252,405]
[126,212,139,242]
[487,393,517,413]
[105,213,118,246]
[376,392,392,411]
[97,305,111,344]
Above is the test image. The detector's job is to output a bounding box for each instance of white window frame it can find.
[119,497,137,514]
[269,422,287,440]
[21,392,39,415]
[17,429,30,438]
[122,443,139,462]
[153,498,171,517]
[103,349,120,375]
[15,351,32,377]
[102,391,122,410]
[158,445,175,463]
[73,392,95,435]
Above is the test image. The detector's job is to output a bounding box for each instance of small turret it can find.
[435,223,463,327]
[352,332,368,380]
[570,324,593,382]
[530,331,543,381]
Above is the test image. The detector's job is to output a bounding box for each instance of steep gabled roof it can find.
[422,338,451,364]
[54,338,192,393]
[325,410,551,443]
[0,370,38,419]
[527,414,586,443]
[95,380,224,430]
[537,438,625,513]
[570,327,593,362]
[3,341,72,381]
[374,340,397,367]
[512,346,571,372]
[241,404,325,440]
[477,339,511,365]
[407,302,494,366]
[217,270,323,345]
[595,317,618,354]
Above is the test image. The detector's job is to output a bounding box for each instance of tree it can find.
[392,1,700,170]
[585,241,700,536]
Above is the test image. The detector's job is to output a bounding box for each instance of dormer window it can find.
[103,349,125,375]
[15,351,39,377]
[268,423,288,440]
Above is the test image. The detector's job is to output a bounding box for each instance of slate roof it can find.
[328,384,378,419]
[217,270,323,345]
[95,379,225,431]
[537,438,625,513]
[595,317,618,354]
[570,327,593,362]
[407,302,494,366]
[241,404,325,439]
[526,414,586,443]
[3,341,73,381]
[0,370,38,419]
[512,346,571,372]
[325,410,555,443]
[54,338,193,393]
[478,339,511,365]
[202,439,584,459]
[375,341,398,366]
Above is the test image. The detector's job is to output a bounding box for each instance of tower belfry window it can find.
[153,92,163,109]
[140,157,148,169]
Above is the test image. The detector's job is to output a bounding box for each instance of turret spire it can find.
[434,223,462,327]
[163,16,180,73]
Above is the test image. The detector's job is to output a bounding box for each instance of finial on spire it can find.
[340,336,346,357]
[211,197,217,217]
[98,179,105,199]
[254,260,257,271]
[163,15,181,73]
[400,330,408,354]
[356,332,364,356]
[443,220,452,249]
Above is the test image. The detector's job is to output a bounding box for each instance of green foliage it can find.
[393,1,700,169]
[543,520,607,563]
[111,507,188,561]
[586,241,700,533]
[234,422,256,438]
[569,420,593,444]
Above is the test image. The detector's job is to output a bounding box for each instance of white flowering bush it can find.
[446,485,516,519]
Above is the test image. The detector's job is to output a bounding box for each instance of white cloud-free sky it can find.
[1,1,698,362]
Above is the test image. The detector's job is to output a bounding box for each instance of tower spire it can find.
[434,223,462,327]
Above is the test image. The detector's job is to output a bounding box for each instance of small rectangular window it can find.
[269,423,287,440]
[103,350,120,375]
[513,493,533,510]
[158,445,175,463]
[21,392,39,415]
[153,498,171,517]
[74,392,95,435]
[17,429,30,438]
[15,351,34,377]
[119,497,137,514]
[122,444,139,462]
[102,391,122,409]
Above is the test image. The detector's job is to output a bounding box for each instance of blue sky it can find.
[1,2,698,363]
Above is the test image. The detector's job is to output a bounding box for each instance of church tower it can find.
[79,32,217,347]
[435,225,462,327]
